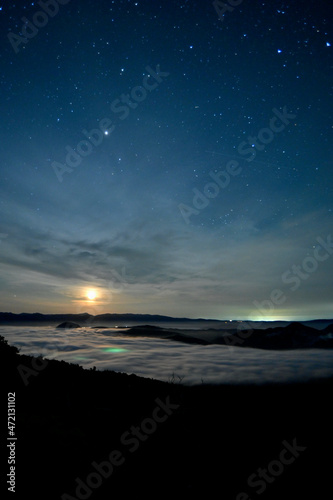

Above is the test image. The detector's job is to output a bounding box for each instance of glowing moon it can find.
[87,289,97,300]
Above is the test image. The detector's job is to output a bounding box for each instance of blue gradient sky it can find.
[0,0,332,319]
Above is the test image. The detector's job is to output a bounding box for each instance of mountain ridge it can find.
[1,311,333,329]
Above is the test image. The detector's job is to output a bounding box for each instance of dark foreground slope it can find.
[1,336,332,500]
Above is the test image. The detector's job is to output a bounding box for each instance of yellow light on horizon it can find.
[86,289,97,300]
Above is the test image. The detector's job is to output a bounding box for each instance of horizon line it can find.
[0,311,332,323]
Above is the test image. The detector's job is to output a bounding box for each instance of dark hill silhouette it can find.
[1,311,333,330]
[1,335,332,499]
[323,323,333,334]
[210,322,333,349]
[122,323,333,349]
[56,321,81,329]
[123,325,211,344]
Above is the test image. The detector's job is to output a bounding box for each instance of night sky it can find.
[0,0,332,320]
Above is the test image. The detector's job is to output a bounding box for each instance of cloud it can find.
[1,187,333,319]
[3,327,333,386]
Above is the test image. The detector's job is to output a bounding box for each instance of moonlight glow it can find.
[86,290,97,301]
[0,1,332,320]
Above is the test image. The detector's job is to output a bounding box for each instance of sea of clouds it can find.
[2,326,333,385]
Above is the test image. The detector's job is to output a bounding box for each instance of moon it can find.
[87,289,97,300]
